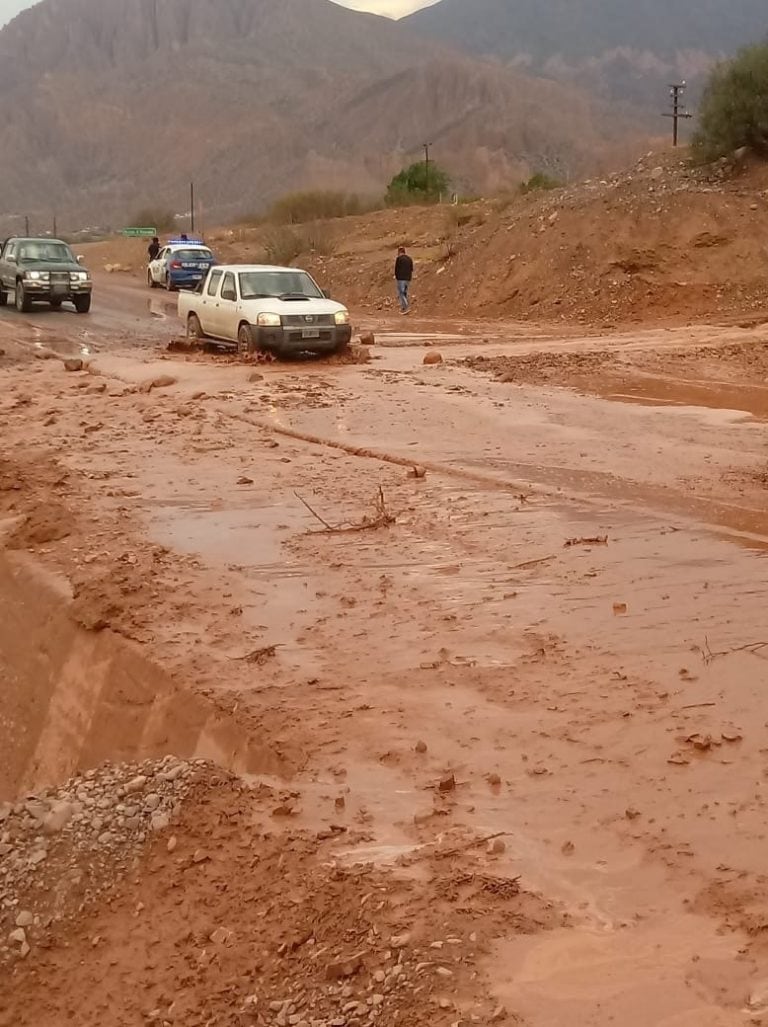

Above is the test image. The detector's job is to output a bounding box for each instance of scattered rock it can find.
[167,835,178,853]
[43,801,76,834]
[236,476,254,485]
[359,331,375,347]
[487,773,502,787]
[389,932,411,949]
[561,840,575,856]
[15,911,33,929]
[325,952,364,981]
[63,358,84,372]
[409,466,427,479]
[423,351,444,366]
[438,773,456,793]
[487,838,506,856]
[415,740,428,753]
[8,928,26,946]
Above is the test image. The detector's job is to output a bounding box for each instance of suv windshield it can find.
[18,242,75,263]
[173,248,213,262]
[239,270,322,300]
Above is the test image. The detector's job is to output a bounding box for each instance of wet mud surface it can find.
[3,300,768,1025]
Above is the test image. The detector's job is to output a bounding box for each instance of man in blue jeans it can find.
[394,246,413,314]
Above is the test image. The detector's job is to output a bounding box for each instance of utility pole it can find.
[52,213,57,238]
[663,82,692,147]
[24,216,29,235]
[423,142,431,198]
[190,182,195,234]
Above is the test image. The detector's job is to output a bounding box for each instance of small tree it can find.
[386,161,450,205]
[519,172,562,195]
[693,43,768,162]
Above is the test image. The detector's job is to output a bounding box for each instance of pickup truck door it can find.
[198,269,223,334]
[216,271,240,341]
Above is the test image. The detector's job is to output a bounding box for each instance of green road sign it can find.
[121,227,157,237]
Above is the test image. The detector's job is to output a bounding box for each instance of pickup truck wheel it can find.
[74,294,92,314]
[15,281,32,313]
[237,323,255,356]
[187,313,204,341]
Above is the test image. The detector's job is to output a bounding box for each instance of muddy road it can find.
[2,296,768,1026]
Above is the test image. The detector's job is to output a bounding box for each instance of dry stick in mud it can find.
[695,638,768,665]
[295,487,396,534]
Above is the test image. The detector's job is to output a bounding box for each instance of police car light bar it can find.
[167,237,205,246]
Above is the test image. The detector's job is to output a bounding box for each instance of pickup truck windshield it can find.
[17,242,75,263]
[239,270,322,300]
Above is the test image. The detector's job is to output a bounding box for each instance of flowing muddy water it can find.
[4,312,768,1024]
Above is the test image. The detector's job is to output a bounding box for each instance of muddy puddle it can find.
[595,372,768,422]
[0,551,297,802]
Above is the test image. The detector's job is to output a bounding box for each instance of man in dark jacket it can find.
[147,236,161,261]
[394,246,413,314]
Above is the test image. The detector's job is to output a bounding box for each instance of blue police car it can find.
[147,238,217,291]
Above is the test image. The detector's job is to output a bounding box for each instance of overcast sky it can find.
[0,0,438,27]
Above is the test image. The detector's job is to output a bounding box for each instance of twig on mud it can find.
[564,535,608,548]
[681,701,717,710]
[230,644,281,665]
[694,637,768,665]
[403,831,510,866]
[511,554,557,571]
[294,493,335,531]
[294,488,396,534]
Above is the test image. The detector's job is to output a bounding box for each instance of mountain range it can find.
[0,0,765,230]
[405,0,768,106]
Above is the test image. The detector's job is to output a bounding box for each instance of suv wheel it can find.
[165,274,174,292]
[0,285,7,307]
[147,270,157,289]
[74,294,92,314]
[15,281,32,313]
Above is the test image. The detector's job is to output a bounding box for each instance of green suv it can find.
[0,237,92,313]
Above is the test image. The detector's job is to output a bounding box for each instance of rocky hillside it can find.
[194,150,768,328]
[0,0,646,231]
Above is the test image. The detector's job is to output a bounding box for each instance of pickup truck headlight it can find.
[71,271,89,282]
[24,271,49,281]
[256,312,281,327]
[334,309,350,326]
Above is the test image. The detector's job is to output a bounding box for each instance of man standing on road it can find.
[394,246,413,315]
[148,236,160,262]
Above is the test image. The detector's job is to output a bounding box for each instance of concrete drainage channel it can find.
[0,551,290,803]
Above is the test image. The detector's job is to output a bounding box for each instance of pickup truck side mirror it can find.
[77,255,85,265]
[322,289,332,299]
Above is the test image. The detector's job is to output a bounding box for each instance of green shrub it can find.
[386,161,451,205]
[693,43,768,162]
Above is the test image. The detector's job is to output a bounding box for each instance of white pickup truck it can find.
[177,263,352,358]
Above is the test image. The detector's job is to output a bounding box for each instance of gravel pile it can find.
[0,755,203,964]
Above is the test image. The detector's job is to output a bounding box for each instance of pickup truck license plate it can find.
[301,329,320,339]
